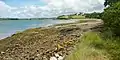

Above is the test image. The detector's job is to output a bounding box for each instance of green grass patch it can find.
[57,15,85,19]
[66,32,120,60]
[70,15,85,19]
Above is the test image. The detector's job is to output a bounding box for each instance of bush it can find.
[85,12,102,19]
[102,2,120,36]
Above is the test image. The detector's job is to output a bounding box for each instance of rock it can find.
[43,57,48,60]
[57,44,64,51]
[50,57,57,60]
[55,53,59,57]
[36,54,40,56]
[58,56,64,60]
[1,52,5,54]
[54,53,64,60]
[29,58,35,60]
[15,44,20,47]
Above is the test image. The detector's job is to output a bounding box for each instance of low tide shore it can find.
[0,19,103,60]
[0,19,78,40]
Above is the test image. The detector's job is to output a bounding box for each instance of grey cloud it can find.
[0,0,105,18]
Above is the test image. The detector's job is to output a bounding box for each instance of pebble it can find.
[58,56,64,60]
[36,54,40,56]
[50,53,64,60]
[55,53,59,57]
[50,57,57,60]
[1,52,5,54]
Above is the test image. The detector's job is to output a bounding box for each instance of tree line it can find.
[102,0,120,36]
[85,0,120,36]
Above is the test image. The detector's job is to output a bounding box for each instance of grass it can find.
[70,15,85,19]
[66,32,120,60]
[57,15,85,19]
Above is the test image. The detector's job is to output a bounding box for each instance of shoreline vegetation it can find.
[57,12,102,19]
[66,31,120,60]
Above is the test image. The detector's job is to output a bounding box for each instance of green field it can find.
[57,15,85,19]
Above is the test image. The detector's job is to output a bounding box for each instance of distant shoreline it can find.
[0,18,57,20]
[0,19,78,40]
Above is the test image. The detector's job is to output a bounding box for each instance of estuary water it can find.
[0,19,75,39]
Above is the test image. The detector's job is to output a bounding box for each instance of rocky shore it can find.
[0,19,103,60]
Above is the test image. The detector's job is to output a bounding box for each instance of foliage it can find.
[102,2,120,36]
[104,0,120,6]
[57,13,85,19]
[85,12,102,19]
[66,32,109,60]
[57,15,69,19]
[66,32,120,60]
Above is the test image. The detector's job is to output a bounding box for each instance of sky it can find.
[0,0,105,18]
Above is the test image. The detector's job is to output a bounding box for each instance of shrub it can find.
[85,12,102,19]
[102,2,120,36]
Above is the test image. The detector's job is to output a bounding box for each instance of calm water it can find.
[0,19,75,39]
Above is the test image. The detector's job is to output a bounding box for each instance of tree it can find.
[104,0,120,6]
[102,2,120,36]
[85,12,102,19]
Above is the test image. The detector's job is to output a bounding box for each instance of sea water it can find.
[0,19,75,39]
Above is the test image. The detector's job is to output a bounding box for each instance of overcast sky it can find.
[0,0,105,18]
